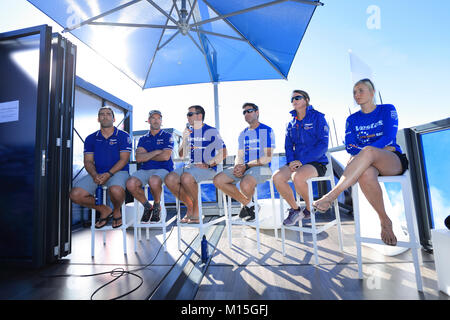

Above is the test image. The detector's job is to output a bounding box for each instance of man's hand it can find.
[94,173,111,185]
[233,164,246,178]
[289,160,302,172]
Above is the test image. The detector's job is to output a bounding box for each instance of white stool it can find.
[133,183,176,252]
[352,169,423,291]
[91,186,129,257]
[223,177,277,253]
[176,168,226,251]
[280,153,344,265]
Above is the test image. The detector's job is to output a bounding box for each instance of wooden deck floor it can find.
[0,209,448,301]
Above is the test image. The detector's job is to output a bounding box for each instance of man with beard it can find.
[213,102,275,222]
[70,107,132,228]
[126,110,174,223]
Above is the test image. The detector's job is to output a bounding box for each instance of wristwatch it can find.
[245,164,250,171]
[107,171,114,177]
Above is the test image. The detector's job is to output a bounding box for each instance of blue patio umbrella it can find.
[27,0,323,129]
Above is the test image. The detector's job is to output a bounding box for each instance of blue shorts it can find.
[73,171,129,195]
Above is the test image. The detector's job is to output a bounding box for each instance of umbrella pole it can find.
[213,81,220,131]
[213,81,224,213]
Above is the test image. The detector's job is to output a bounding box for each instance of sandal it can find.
[112,215,123,229]
[187,217,200,224]
[180,215,193,223]
[95,212,113,229]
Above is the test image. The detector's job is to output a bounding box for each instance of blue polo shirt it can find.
[189,123,226,170]
[137,129,174,172]
[84,127,132,174]
[238,123,275,166]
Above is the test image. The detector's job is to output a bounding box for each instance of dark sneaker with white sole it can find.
[150,203,161,223]
[140,203,153,223]
[283,208,304,226]
[239,206,251,219]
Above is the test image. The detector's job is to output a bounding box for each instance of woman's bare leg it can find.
[273,165,298,209]
[358,166,397,245]
[313,147,402,245]
[313,146,402,211]
[291,164,319,210]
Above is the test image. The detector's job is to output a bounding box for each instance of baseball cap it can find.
[149,110,162,117]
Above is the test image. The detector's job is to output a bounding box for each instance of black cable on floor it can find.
[42,224,175,300]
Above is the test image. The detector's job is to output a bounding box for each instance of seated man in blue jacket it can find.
[272,90,329,226]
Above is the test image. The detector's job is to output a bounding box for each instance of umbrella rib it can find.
[171,0,182,20]
[190,28,245,42]
[201,0,288,79]
[63,0,143,32]
[145,0,179,26]
[186,0,198,25]
[187,0,215,83]
[186,32,205,55]
[191,0,322,28]
[143,4,178,87]
[88,22,178,29]
[157,30,180,51]
[190,0,289,28]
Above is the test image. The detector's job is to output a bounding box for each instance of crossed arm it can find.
[136,147,172,163]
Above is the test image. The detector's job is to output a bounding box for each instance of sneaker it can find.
[246,205,256,222]
[283,208,303,226]
[302,208,311,219]
[239,206,252,219]
[140,203,153,223]
[150,203,161,223]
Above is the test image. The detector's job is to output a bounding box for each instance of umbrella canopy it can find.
[28,0,322,89]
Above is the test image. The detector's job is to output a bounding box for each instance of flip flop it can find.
[187,217,200,224]
[180,215,193,223]
[95,212,113,229]
[112,215,123,229]
[112,207,123,228]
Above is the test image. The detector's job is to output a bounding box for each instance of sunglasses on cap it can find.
[291,95,305,103]
[242,108,257,115]
[187,111,202,117]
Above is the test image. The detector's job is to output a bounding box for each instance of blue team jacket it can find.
[285,106,329,165]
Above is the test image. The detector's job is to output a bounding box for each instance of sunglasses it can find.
[291,95,305,103]
[242,108,257,115]
[187,111,202,117]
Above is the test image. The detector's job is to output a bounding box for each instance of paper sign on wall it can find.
[0,100,19,124]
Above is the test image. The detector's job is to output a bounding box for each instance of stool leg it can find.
[122,203,127,255]
[161,191,167,252]
[402,180,423,291]
[334,198,344,252]
[308,182,319,265]
[296,192,304,243]
[254,192,261,254]
[91,208,95,257]
[134,199,138,252]
[270,179,278,239]
[224,193,232,248]
[198,185,204,240]
[352,183,363,279]
[280,196,286,256]
[177,198,181,251]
